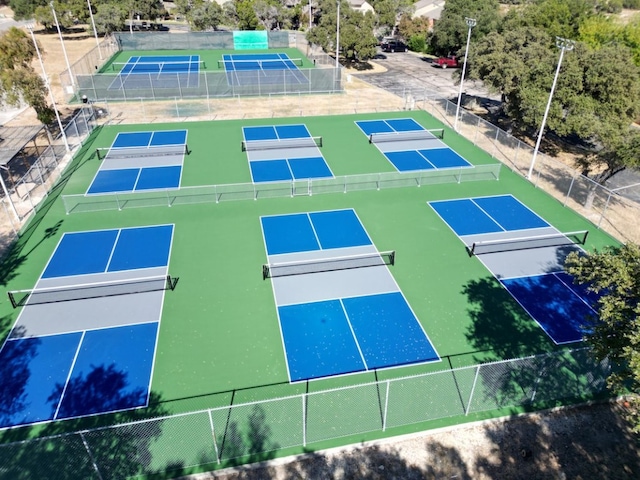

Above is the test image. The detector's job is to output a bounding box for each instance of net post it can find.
[95,148,103,160]
[389,250,395,266]
[7,292,18,309]
[184,143,190,155]
[368,134,374,144]
[262,264,269,280]
[581,230,589,245]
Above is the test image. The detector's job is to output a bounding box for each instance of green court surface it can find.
[99,48,315,74]
[0,110,617,474]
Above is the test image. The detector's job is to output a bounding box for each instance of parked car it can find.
[380,39,407,53]
[435,56,460,68]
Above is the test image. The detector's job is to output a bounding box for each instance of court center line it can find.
[340,299,368,370]
[53,330,86,420]
[306,213,323,250]
[104,228,123,273]
[553,272,599,314]
[469,198,508,232]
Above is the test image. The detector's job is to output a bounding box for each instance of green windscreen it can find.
[233,31,269,50]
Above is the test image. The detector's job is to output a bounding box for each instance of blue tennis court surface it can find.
[428,195,598,344]
[108,55,201,90]
[261,209,439,382]
[222,53,308,86]
[356,118,473,172]
[87,130,187,195]
[0,224,174,428]
[243,124,333,183]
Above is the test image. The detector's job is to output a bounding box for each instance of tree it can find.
[186,0,224,31]
[565,243,640,430]
[94,2,128,34]
[501,0,595,40]
[307,0,378,63]
[9,0,47,20]
[429,0,500,56]
[0,27,54,125]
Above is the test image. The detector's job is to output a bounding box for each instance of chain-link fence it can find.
[0,106,100,259]
[0,348,609,479]
[63,31,343,102]
[61,163,501,214]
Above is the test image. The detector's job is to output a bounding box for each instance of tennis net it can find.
[469,230,589,256]
[369,129,445,144]
[96,144,189,160]
[7,275,178,308]
[109,60,205,72]
[242,136,322,152]
[218,58,304,69]
[263,250,395,279]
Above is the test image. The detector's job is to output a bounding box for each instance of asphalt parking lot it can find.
[361,50,500,106]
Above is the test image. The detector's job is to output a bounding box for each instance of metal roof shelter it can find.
[0,124,47,219]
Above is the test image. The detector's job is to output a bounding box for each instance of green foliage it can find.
[235,0,261,30]
[430,0,501,56]
[501,0,594,39]
[0,27,53,125]
[578,15,622,49]
[186,0,224,31]
[94,2,127,34]
[565,243,640,428]
[9,0,47,20]
[624,0,640,8]
[407,34,425,52]
[397,13,430,40]
[307,0,378,62]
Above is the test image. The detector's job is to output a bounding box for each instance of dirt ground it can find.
[2,18,640,480]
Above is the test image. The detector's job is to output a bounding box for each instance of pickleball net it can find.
[7,274,178,308]
[369,128,445,144]
[263,250,395,280]
[469,230,589,256]
[242,136,322,152]
[96,144,189,160]
[218,58,304,69]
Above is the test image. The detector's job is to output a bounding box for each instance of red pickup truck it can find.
[435,56,460,69]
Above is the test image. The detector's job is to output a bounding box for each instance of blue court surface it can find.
[0,224,173,428]
[243,124,333,183]
[222,53,308,86]
[87,130,187,195]
[356,118,472,172]
[428,195,597,344]
[261,209,439,382]
[108,55,201,90]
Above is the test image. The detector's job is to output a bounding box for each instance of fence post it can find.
[79,432,104,480]
[302,394,307,447]
[207,409,221,464]
[598,191,614,229]
[382,379,390,432]
[465,365,481,416]
[564,175,577,207]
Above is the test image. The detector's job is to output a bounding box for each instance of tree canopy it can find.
[565,244,640,430]
[307,0,378,63]
[0,27,54,124]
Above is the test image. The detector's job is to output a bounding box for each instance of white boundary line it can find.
[53,330,85,420]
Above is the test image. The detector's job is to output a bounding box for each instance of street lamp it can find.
[26,24,71,153]
[454,17,476,132]
[527,37,575,180]
[87,0,103,60]
[335,1,340,70]
[50,2,75,88]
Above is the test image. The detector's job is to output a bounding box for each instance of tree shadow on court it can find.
[0,367,173,480]
[462,276,552,361]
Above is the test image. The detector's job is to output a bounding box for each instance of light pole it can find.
[309,0,312,30]
[527,37,575,180]
[335,1,340,70]
[87,0,103,60]
[454,17,476,132]
[51,2,75,88]
[26,24,71,153]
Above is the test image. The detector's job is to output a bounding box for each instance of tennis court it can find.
[429,194,598,344]
[261,208,439,382]
[87,129,188,194]
[108,55,202,90]
[0,224,174,428]
[242,124,332,182]
[356,118,472,171]
[221,53,308,86]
